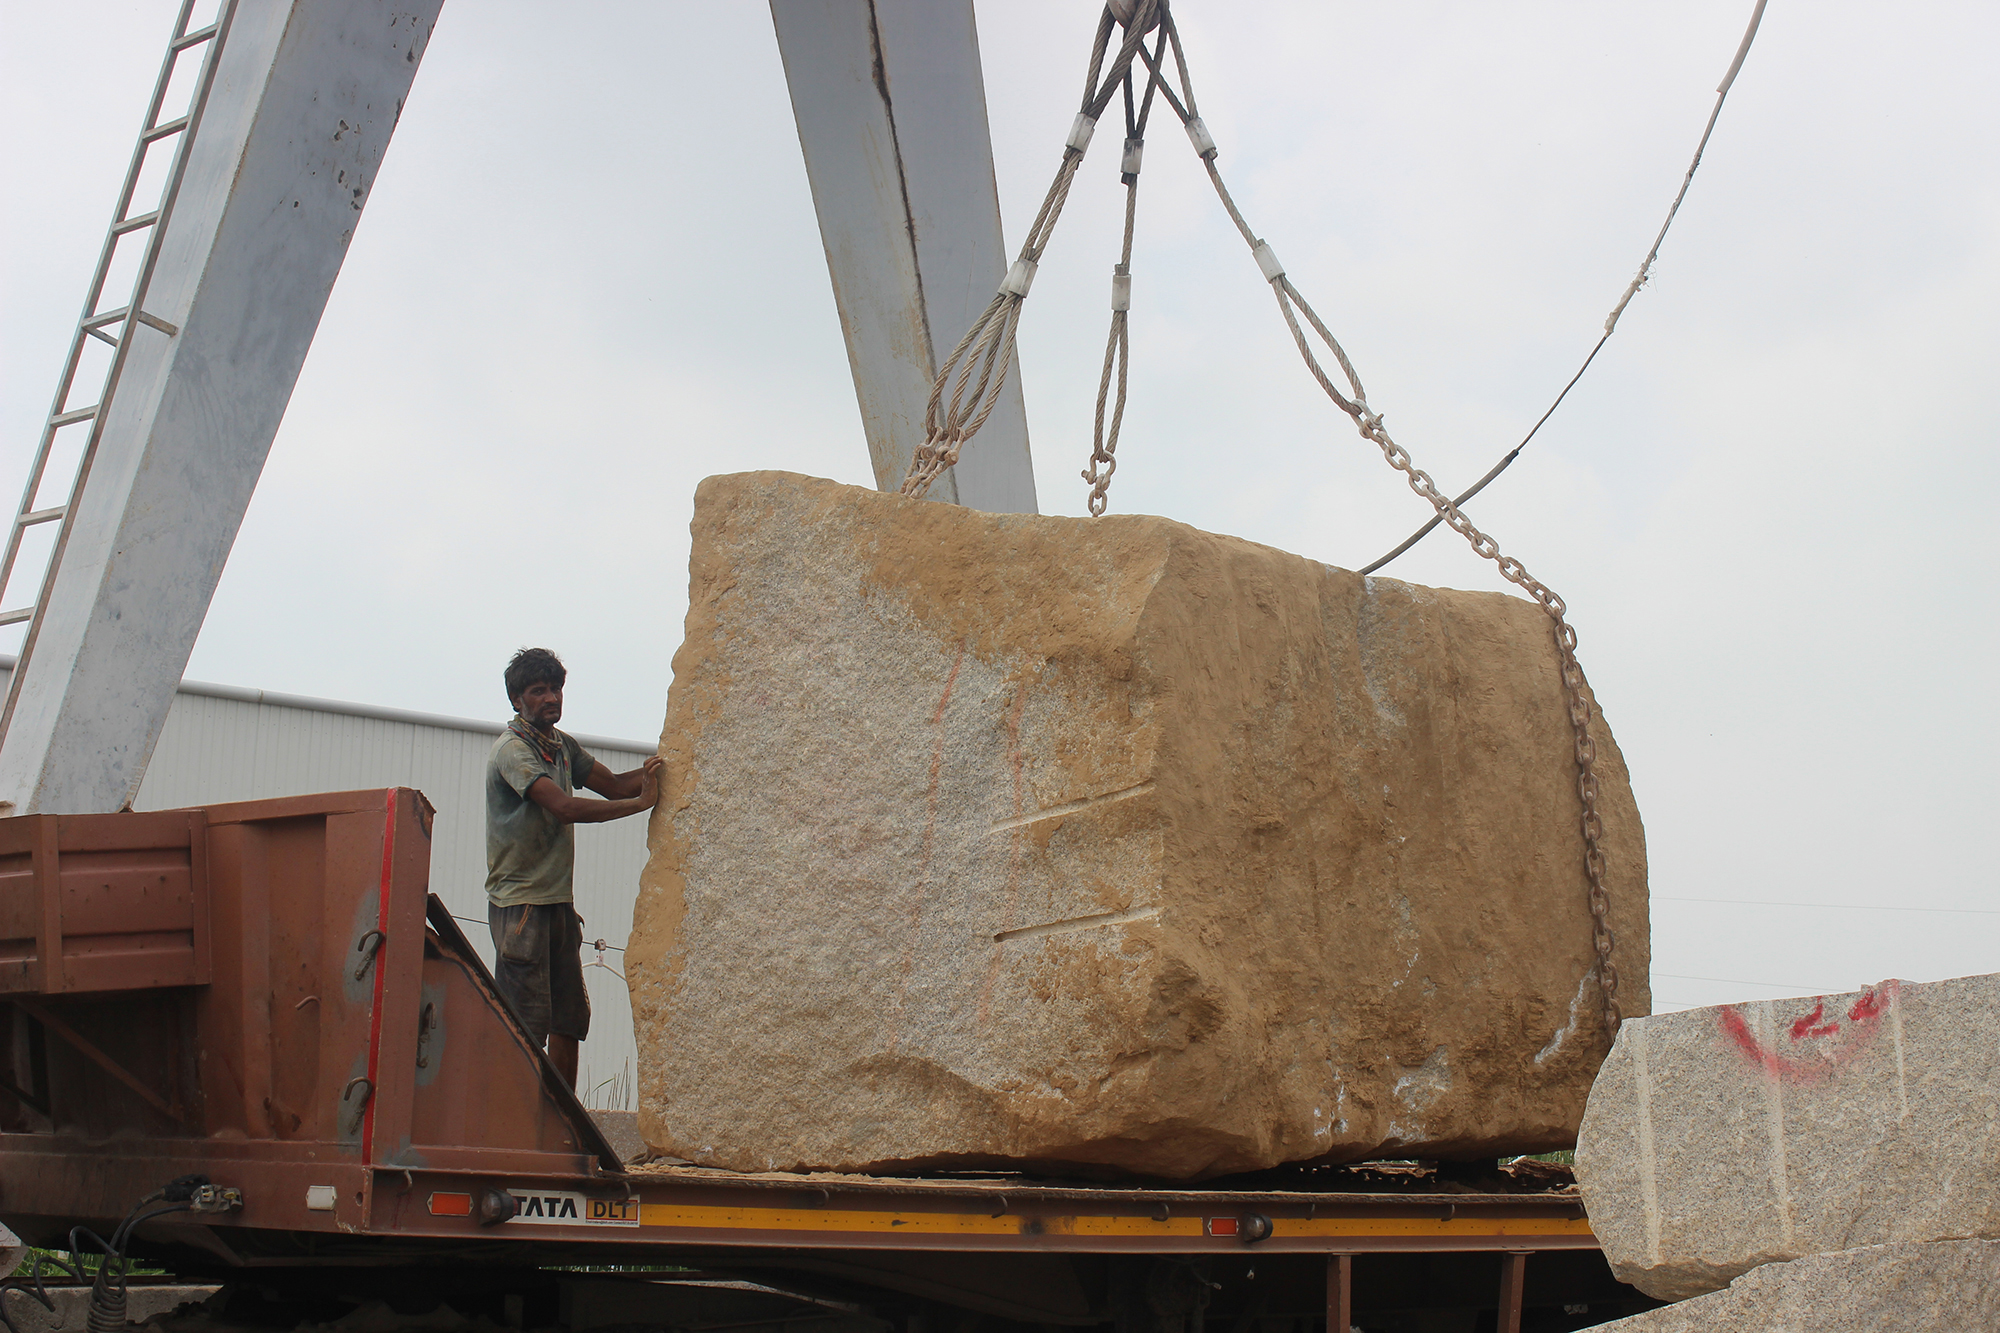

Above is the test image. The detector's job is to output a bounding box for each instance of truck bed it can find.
[0,790,1634,1329]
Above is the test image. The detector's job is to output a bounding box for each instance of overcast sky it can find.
[3,1,1995,1015]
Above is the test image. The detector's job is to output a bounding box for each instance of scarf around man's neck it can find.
[509,715,563,764]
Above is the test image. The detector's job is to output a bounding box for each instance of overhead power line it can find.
[1358,0,1771,576]
[1654,970,1839,993]
[1657,895,1999,916]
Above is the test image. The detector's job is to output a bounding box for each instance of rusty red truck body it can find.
[0,789,1658,1332]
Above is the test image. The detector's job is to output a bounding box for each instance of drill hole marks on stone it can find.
[994,905,1163,944]
[631,473,1651,1178]
[987,781,1156,833]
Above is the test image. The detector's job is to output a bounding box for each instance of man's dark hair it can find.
[505,648,566,708]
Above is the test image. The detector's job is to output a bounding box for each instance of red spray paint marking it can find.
[1848,989,1887,1023]
[1717,1006,1813,1080]
[1716,981,1902,1085]
[1788,1002,1841,1042]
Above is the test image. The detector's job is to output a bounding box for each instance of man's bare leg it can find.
[548,1034,579,1088]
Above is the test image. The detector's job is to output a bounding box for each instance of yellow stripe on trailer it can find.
[640,1203,1022,1234]
[1279,1216,1594,1240]
[1038,1216,1591,1240]
[638,1203,1594,1241]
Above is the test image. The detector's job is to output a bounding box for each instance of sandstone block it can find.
[1586,1241,2000,1332]
[628,472,1649,1178]
[1576,973,2000,1301]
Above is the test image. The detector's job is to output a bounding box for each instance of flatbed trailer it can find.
[0,790,1659,1332]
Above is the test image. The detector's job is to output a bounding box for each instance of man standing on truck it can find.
[487,647,663,1088]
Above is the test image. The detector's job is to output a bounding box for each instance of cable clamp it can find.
[999,259,1038,298]
[1252,241,1285,283]
[1121,137,1145,177]
[1185,116,1218,159]
[1111,266,1131,313]
[1067,113,1098,154]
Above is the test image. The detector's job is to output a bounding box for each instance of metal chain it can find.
[904,1,1626,1035]
[902,1,1168,500]
[1137,10,1623,1035]
[1351,405,1621,1037]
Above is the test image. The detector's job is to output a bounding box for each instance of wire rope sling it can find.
[899,0,1771,1039]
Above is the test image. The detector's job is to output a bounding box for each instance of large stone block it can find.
[1586,1241,2000,1332]
[1576,974,2000,1301]
[628,472,1648,1178]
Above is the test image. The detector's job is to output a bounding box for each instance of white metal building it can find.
[0,658,656,1112]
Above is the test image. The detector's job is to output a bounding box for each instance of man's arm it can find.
[528,756,663,825]
[581,755,661,801]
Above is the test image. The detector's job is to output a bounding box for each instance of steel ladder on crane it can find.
[0,0,239,745]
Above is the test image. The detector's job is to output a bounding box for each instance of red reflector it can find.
[429,1192,473,1217]
[1207,1216,1239,1236]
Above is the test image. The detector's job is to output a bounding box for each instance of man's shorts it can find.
[488,901,591,1046]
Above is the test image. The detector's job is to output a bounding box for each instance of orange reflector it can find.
[1207,1216,1239,1236]
[429,1192,473,1217]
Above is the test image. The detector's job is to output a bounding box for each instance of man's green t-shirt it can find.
[486,721,598,907]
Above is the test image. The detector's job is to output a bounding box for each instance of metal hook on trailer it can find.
[353,929,386,981]
[341,1076,374,1133]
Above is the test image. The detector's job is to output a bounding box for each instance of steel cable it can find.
[1359,0,1770,575]
[900,0,1772,1039]
[901,0,1170,498]
[1135,5,1627,1037]
[0,1186,194,1333]
[1082,27,1171,515]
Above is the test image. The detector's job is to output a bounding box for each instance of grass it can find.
[15,1248,168,1282]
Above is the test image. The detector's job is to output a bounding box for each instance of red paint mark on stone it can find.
[1717,1006,1798,1077]
[1789,1002,1840,1042]
[1715,980,1903,1085]
[929,648,965,727]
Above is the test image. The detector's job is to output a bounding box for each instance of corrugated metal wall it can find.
[128,682,657,1111]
